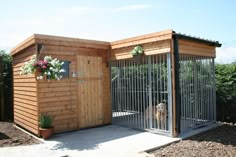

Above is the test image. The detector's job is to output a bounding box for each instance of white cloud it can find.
[216,47,236,64]
[114,4,151,12]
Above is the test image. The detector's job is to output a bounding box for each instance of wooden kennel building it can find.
[11,30,221,137]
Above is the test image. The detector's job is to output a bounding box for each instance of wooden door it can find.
[77,55,103,128]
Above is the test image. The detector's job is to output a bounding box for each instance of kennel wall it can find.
[11,34,112,136]
[110,30,221,137]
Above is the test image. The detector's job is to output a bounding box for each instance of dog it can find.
[145,100,167,130]
[156,101,167,130]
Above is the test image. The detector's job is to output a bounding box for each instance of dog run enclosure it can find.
[11,30,221,137]
[110,30,221,136]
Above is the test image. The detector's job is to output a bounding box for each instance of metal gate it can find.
[179,54,216,133]
[110,54,172,135]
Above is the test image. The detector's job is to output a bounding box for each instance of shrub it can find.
[39,114,52,128]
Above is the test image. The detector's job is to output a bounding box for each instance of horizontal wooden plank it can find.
[14,86,37,92]
[14,78,37,83]
[39,100,76,108]
[38,91,76,98]
[110,40,171,61]
[12,44,36,59]
[14,94,37,101]
[13,74,35,79]
[53,123,78,133]
[14,82,37,87]
[14,118,39,135]
[14,90,37,97]
[14,109,38,120]
[38,82,77,88]
[111,31,172,49]
[45,112,78,120]
[38,86,76,92]
[14,101,38,111]
[39,96,77,103]
[14,114,38,127]
[13,55,33,65]
[53,118,77,124]
[40,104,77,112]
[14,105,38,116]
[14,97,37,106]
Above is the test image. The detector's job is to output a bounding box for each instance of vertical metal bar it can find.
[117,60,120,124]
[191,55,194,127]
[152,55,156,129]
[167,53,173,133]
[212,59,216,122]
[184,55,187,129]
[110,62,114,124]
[123,60,127,126]
[205,57,207,122]
[137,59,140,129]
[139,58,143,129]
[113,62,116,124]
[142,59,145,129]
[200,56,203,123]
[134,59,137,128]
[128,59,131,127]
[148,56,152,128]
[163,54,166,130]
[156,55,159,129]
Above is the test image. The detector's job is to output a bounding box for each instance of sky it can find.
[0,0,236,63]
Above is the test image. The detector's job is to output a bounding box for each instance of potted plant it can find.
[39,114,54,139]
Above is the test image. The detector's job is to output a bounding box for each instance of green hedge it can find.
[215,63,236,122]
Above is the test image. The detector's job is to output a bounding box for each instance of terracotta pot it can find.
[39,127,54,139]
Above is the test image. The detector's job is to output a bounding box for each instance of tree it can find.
[0,50,13,121]
[215,63,236,122]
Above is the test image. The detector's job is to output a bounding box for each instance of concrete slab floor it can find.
[0,125,180,157]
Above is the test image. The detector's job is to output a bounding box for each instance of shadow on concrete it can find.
[49,125,143,151]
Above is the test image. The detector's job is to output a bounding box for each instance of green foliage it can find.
[215,63,236,105]
[0,50,12,63]
[39,114,53,128]
[0,50,12,73]
[131,45,144,56]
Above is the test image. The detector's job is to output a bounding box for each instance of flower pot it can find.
[133,53,143,64]
[39,127,54,139]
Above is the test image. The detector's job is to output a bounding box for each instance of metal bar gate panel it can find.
[110,54,172,135]
[179,54,216,133]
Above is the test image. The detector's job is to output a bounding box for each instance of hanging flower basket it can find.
[20,55,65,80]
[131,45,144,63]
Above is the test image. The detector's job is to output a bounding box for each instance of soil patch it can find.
[150,123,236,157]
[0,122,41,147]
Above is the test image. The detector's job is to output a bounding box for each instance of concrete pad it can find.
[0,125,180,157]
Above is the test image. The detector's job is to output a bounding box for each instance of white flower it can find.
[59,69,65,73]
[47,71,51,75]
[39,76,43,79]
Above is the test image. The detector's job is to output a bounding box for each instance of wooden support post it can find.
[172,35,181,137]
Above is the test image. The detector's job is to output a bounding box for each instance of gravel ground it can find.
[150,123,236,157]
[0,122,40,147]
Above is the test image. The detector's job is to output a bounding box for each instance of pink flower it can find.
[42,65,47,69]
[43,60,48,65]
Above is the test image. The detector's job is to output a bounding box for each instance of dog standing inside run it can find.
[145,101,167,130]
